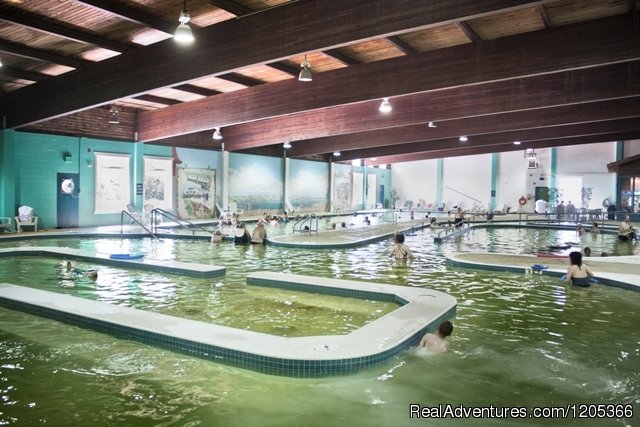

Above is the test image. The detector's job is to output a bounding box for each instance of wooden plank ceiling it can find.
[0,0,639,164]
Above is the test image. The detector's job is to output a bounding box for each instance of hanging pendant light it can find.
[298,55,313,82]
[379,97,392,113]
[174,0,194,44]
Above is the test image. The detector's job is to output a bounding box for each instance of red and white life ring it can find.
[518,196,527,206]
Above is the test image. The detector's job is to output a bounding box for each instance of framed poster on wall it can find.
[143,156,173,211]
[177,167,216,219]
[94,152,131,214]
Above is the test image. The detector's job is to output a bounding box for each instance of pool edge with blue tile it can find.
[0,271,456,377]
[446,252,640,292]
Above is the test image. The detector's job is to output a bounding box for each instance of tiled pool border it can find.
[0,246,225,278]
[0,271,456,377]
[446,253,640,292]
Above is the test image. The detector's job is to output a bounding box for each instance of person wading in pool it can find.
[419,321,453,353]
[389,233,413,261]
[563,251,594,287]
[618,215,637,241]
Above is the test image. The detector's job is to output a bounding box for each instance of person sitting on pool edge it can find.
[563,251,594,287]
[419,321,453,353]
[389,233,413,260]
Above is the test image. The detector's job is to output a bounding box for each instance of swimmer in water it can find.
[419,321,453,353]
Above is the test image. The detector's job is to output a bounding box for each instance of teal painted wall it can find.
[1,130,173,228]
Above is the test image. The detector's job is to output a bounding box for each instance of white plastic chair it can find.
[15,206,38,232]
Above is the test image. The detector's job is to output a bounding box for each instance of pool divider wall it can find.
[0,271,457,377]
[0,246,225,278]
[446,252,640,292]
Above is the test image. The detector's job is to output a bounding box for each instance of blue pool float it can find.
[109,253,144,260]
[531,264,548,272]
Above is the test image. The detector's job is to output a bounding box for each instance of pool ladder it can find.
[292,213,319,235]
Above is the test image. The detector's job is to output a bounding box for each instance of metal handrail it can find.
[292,213,318,234]
[150,208,212,235]
[120,210,157,239]
[379,209,397,224]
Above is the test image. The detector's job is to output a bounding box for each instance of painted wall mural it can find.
[143,156,173,211]
[94,152,131,214]
[177,168,216,219]
[289,159,329,212]
[333,164,352,212]
[229,153,284,216]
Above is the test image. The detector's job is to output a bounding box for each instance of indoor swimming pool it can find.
[0,227,638,426]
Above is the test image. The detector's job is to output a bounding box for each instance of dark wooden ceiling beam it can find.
[0,8,132,53]
[456,21,482,42]
[217,73,264,87]
[133,94,182,106]
[2,0,553,127]
[337,118,640,161]
[537,5,552,28]
[323,49,360,65]
[0,40,89,68]
[386,35,419,54]
[137,14,640,143]
[77,0,176,34]
[0,66,50,82]
[266,61,300,76]
[172,84,221,97]
[288,97,640,156]
[222,61,640,152]
[206,0,254,17]
[266,61,300,77]
[364,131,640,165]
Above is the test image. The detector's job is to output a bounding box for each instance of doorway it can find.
[57,173,79,228]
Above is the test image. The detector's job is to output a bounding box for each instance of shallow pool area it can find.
[0,226,639,426]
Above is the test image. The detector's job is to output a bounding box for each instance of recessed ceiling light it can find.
[459,135,468,142]
[513,141,521,145]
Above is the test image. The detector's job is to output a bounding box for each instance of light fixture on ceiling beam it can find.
[428,121,437,128]
[212,127,223,140]
[513,140,521,145]
[283,141,292,149]
[379,97,392,113]
[298,55,312,82]
[174,0,194,44]
[459,135,468,142]
[107,104,119,124]
[333,151,341,157]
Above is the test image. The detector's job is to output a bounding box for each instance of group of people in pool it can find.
[210,221,270,245]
